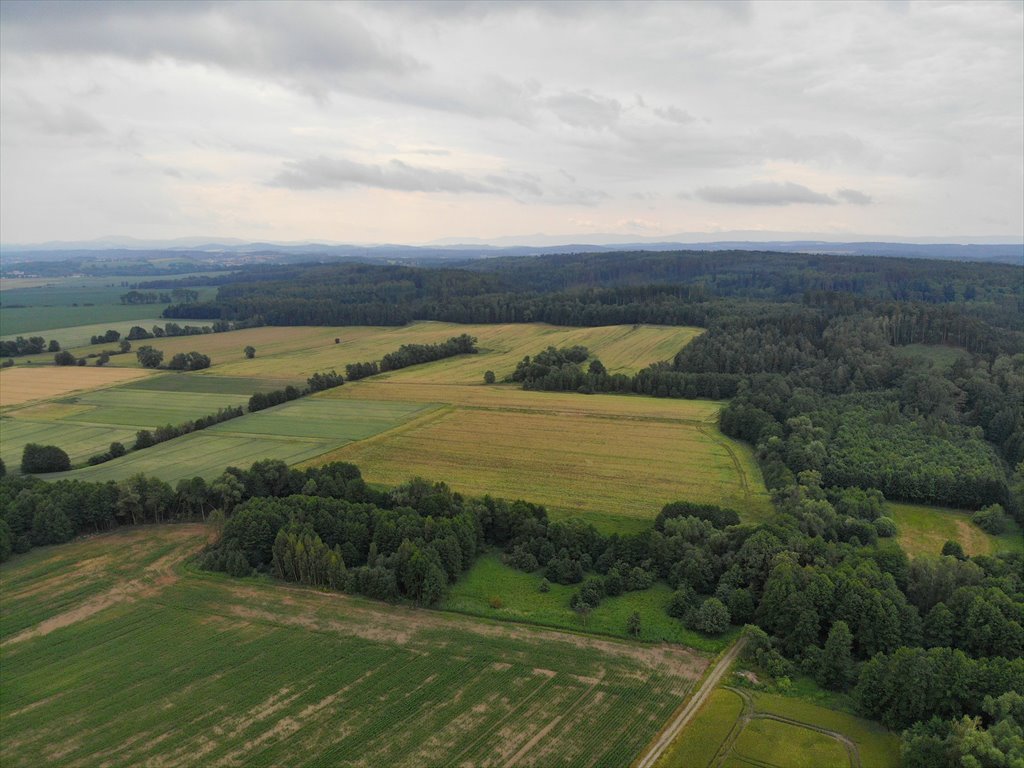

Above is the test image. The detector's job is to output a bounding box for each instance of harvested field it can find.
[0,366,152,408]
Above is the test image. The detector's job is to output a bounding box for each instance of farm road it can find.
[634,636,746,768]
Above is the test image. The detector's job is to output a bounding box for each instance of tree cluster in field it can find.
[119,287,198,306]
[508,345,611,393]
[1,336,60,358]
[345,334,478,381]
[20,444,71,473]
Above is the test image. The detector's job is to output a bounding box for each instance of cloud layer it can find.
[1,0,1020,243]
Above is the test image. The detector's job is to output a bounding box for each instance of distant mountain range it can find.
[1,233,1021,266]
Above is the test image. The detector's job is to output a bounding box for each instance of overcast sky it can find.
[1,0,1021,245]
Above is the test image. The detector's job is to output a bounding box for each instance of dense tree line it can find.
[1,336,59,358]
[345,334,478,380]
[132,406,245,451]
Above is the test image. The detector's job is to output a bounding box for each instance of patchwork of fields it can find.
[0,526,708,768]
[1,321,770,531]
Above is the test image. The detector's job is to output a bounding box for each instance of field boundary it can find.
[634,636,746,768]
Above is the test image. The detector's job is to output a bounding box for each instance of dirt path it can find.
[1,526,209,648]
[721,687,861,768]
[633,636,746,768]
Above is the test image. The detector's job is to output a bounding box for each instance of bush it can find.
[972,504,1009,535]
[874,516,898,537]
[21,443,71,473]
[538,578,551,593]
[688,597,730,634]
[484,370,496,384]
[488,595,504,609]
[54,350,77,366]
[667,586,697,619]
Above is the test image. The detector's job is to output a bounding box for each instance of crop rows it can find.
[0,528,708,767]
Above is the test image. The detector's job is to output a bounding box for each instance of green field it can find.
[49,389,249,428]
[0,317,168,350]
[0,526,709,767]
[443,554,735,653]
[118,373,301,394]
[889,501,1023,558]
[0,282,216,337]
[0,418,140,472]
[41,397,434,484]
[653,684,899,768]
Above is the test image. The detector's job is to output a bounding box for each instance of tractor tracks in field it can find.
[715,687,861,768]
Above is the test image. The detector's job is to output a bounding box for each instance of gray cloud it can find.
[696,181,838,206]
[1,1,416,98]
[270,156,540,197]
[544,90,622,129]
[836,188,873,205]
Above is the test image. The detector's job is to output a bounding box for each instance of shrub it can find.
[21,443,71,473]
[874,516,898,537]
[688,597,730,634]
[484,370,496,384]
[488,595,504,609]
[972,504,1009,535]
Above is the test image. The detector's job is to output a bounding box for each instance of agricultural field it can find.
[0,366,153,408]
[0,321,768,533]
[653,685,899,768]
[443,554,734,653]
[316,383,772,531]
[0,317,167,350]
[0,526,709,768]
[55,321,699,380]
[41,397,435,484]
[888,501,1024,558]
[0,280,217,337]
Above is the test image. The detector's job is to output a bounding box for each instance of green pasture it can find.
[654,688,745,768]
[0,317,166,349]
[51,389,247,429]
[0,418,138,471]
[44,432,336,484]
[208,398,435,440]
[442,554,735,653]
[653,684,899,768]
[889,501,1023,558]
[0,526,706,768]
[117,373,301,395]
[40,397,431,483]
[0,283,217,337]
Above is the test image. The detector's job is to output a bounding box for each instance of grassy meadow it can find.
[443,554,735,653]
[41,398,434,484]
[0,526,708,768]
[889,501,1023,558]
[0,281,216,337]
[652,685,899,768]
